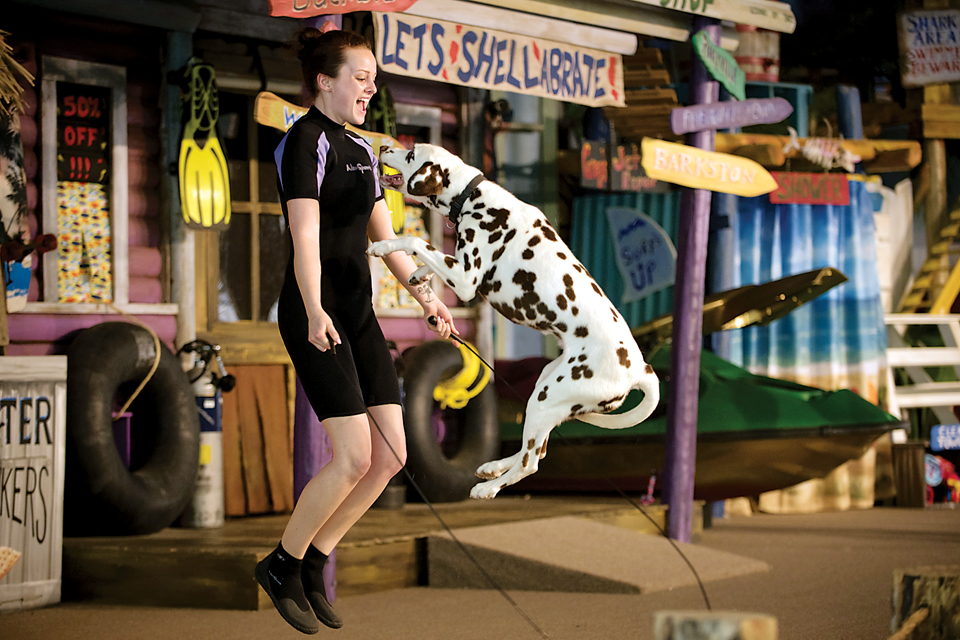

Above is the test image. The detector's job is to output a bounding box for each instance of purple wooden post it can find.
[293,376,337,601]
[662,17,721,543]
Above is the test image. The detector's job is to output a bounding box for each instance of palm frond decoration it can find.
[0,30,35,119]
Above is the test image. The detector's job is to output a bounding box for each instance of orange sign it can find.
[268,0,420,18]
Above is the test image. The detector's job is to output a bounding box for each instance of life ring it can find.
[64,322,199,536]
[402,340,499,502]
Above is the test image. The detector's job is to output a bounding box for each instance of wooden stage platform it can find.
[62,495,700,610]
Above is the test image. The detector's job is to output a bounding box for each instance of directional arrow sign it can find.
[693,29,746,101]
[671,97,793,135]
[640,138,778,198]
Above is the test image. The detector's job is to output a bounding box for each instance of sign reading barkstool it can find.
[641,138,777,197]
[373,12,625,108]
[692,29,745,101]
[897,9,960,87]
[606,207,676,303]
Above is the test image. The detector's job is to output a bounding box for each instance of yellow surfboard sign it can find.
[640,137,777,198]
[253,91,403,151]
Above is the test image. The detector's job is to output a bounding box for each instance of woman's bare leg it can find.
[310,403,406,554]
[280,412,373,559]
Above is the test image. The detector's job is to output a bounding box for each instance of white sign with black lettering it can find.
[0,357,67,612]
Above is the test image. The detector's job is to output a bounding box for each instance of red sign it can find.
[581,141,608,190]
[268,0,420,18]
[769,172,849,206]
[56,82,110,184]
[610,144,662,192]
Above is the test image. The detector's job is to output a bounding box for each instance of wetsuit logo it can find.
[346,163,372,173]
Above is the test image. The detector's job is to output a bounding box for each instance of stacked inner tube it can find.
[402,340,499,502]
[65,322,199,536]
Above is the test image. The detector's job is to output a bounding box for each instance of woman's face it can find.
[318,47,377,126]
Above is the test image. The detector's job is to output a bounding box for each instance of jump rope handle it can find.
[428,315,466,345]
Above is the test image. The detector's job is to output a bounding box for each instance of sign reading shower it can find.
[373,12,625,108]
[606,207,676,303]
[56,83,110,184]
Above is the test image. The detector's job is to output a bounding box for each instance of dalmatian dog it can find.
[368,143,659,499]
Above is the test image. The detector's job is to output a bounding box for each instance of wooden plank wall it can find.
[222,364,294,516]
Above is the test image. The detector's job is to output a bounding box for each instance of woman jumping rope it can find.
[257,26,458,634]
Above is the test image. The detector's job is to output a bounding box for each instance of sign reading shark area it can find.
[898,9,960,87]
[692,29,745,100]
[606,207,676,303]
[373,12,625,107]
[268,0,420,18]
[641,138,777,197]
[671,97,792,135]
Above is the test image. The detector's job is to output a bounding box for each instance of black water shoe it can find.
[256,543,320,635]
[302,544,343,629]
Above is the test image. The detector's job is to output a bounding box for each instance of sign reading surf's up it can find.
[373,12,625,108]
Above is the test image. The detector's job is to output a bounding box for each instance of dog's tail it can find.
[575,374,660,430]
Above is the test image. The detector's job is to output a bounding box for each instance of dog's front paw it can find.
[367,239,409,258]
[476,459,510,480]
[407,265,434,286]
[470,480,502,500]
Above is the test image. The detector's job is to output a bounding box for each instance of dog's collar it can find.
[448,173,486,226]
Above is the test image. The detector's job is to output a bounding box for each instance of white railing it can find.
[885,314,960,424]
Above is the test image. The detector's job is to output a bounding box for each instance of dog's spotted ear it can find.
[408,162,445,196]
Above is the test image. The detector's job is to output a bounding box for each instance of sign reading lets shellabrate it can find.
[640,138,777,197]
[373,12,625,108]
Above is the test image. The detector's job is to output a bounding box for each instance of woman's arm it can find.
[288,198,340,351]
[367,199,458,339]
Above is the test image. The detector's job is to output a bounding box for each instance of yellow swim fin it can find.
[178,60,231,229]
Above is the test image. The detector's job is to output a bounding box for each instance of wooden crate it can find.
[0,357,67,612]
[221,364,294,516]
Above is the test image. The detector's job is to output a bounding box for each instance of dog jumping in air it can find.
[368,143,659,499]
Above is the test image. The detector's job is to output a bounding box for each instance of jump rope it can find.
[327,315,711,640]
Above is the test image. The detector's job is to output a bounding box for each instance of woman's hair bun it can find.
[297,27,323,60]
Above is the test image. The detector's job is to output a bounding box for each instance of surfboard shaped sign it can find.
[693,29,746,101]
[253,91,402,151]
[671,97,793,135]
[640,138,778,198]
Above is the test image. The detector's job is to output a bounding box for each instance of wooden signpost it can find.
[641,138,777,198]
[671,97,792,135]
[693,29,746,100]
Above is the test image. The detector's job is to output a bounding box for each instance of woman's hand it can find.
[307,309,341,352]
[422,298,459,340]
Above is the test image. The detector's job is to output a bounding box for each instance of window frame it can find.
[194,89,291,363]
[35,56,133,310]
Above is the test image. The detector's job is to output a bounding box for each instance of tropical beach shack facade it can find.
[1,0,949,609]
